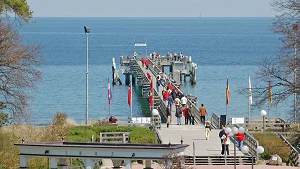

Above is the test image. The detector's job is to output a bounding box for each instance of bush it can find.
[68,126,158,144]
[253,133,290,162]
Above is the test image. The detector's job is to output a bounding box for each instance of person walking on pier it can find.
[167,95,174,113]
[183,105,190,125]
[156,76,161,92]
[175,105,182,125]
[204,118,212,140]
[199,104,208,125]
[141,58,145,67]
[181,94,187,108]
[145,59,149,69]
[163,90,169,105]
[188,104,195,125]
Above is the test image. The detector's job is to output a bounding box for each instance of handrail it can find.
[156,130,163,144]
[211,113,220,129]
[148,58,201,125]
[234,124,259,156]
[279,134,300,166]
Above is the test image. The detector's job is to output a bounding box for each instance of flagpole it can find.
[248,75,251,124]
[226,104,228,125]
[268,76,272,122]
[268,100,270,122]
[109,77,111,118]
[130,74,133,122]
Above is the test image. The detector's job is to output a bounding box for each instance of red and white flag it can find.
[108,78,112,104]
[149,79,153,106]
[128,85,131,106]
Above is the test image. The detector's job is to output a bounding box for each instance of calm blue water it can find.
[18,17,286,125]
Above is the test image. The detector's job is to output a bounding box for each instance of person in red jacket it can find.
[236,132,245,149]
[141,58,145,67]
[145,59,149,69]
[163,90,169,105]
[183,106,190,125]
[167,83,173,91]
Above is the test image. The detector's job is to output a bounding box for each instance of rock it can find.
[268,154,282,165]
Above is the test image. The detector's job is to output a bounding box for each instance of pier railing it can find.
[279,134,300,166]
[147,58,201,125]
[211,113,220,129]
[211,112,259,156]
[233,124,259,156]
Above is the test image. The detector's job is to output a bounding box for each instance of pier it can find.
[118,53,253,165]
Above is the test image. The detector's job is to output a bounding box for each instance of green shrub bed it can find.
[68,126,158,144]
[253,133,290,162]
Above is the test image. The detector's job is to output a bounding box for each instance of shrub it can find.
[253,133,290,162]
[68,126,158,144]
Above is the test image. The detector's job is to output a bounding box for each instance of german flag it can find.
[226,77,230,105]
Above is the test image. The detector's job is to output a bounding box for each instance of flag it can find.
[108,78,112,104]
[128,85,131,106]
[226,77,230,105]
[269,77,272,103]
[248,75,252,105]
[149,79,153,106]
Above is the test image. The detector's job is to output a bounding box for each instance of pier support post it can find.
[50,158,57,169]
[112,159,122,168]
[125,159,132,169]
[84,159,95,169]
[20,156,29,169]
[58,158,68,169]
[144,160,153,169]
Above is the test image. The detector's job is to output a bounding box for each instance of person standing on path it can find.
[219,127,229,155]
[199,104,207,125]
[204,118,212,140]
[236,132,245,149]
[175,105,182,125]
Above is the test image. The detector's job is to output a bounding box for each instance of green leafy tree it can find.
[0,0,32,22]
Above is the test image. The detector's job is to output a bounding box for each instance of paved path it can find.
[137,60,244,157]
[128,163,298,169]
[158,124,244,156]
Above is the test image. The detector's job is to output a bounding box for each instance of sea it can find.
[17,17,287,125]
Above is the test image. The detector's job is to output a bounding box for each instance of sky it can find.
[26,0,277,17]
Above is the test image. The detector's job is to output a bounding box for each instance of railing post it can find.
[123,133,126,143]
[99,133,102,143]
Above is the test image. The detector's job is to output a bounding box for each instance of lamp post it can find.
[224,126,245,169]
[84,26,90,126]
[152,109,159,130]
[260,110,267,138]
[241,145,264,169]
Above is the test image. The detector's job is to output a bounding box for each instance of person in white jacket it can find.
[221,134,230,155]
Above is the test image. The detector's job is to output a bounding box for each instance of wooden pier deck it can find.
[136,59,245,157]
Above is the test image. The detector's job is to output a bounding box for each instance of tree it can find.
[0,0,33,23]
[0,1,42,125]
[0,21,42,124]
[252,0,300,122]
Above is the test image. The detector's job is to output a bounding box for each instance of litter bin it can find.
[220,115,227,128]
